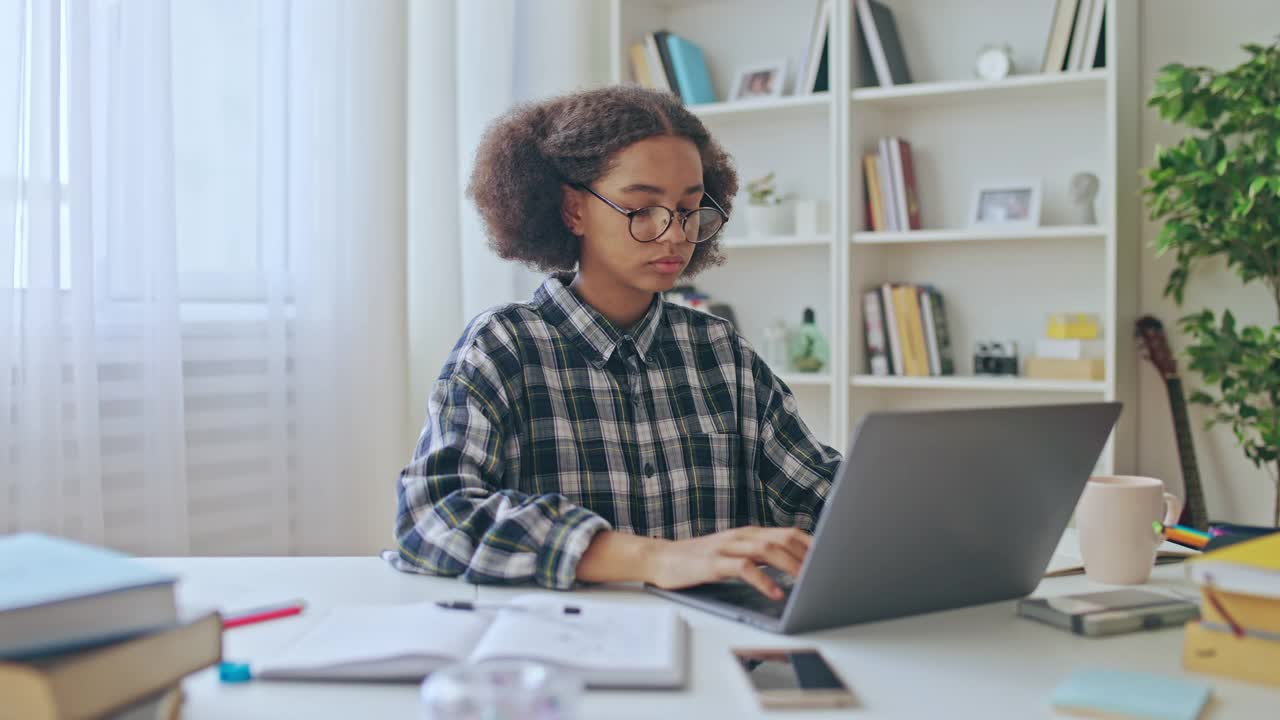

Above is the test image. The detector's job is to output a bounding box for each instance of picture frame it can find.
[968,179,1042,230]
[729,61,787,102]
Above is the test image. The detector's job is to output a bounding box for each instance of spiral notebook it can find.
[246,595,686,688]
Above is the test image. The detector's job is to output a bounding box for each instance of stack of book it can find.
[1042,0,1107,73]
[862,283,954,377]
[0,533,223,719]
[1025,313,1105,381]
[628,31,715,105]
[1182,533,1280,687]
[862,137,921,232]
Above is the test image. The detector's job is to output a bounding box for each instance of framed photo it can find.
[969,180,1042,230]
[729,61,786,102]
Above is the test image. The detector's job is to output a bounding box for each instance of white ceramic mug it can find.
[1076,475,1182,585]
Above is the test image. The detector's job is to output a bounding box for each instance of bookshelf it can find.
[610,0,1139,474]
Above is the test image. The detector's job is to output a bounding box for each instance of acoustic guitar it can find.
[1136,315,1210,530]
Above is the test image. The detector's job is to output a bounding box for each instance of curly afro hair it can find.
[466,85,738,277]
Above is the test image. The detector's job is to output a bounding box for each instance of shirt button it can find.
[644,462,655,478]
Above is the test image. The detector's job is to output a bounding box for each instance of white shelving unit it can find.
[610,0,1139,471]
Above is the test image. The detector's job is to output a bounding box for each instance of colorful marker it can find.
[223,599,306,629]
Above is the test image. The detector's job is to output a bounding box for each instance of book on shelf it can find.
[664,33,716,105]
[862,153,887,231]
[645,31,678,96]
[865,283,953,378]
[800,0,832,94]
[855,0,912,87]
[1042,0,1106,73]
[879,284,905,375]
[922,286,955,376]
[629,42,655,89]
[862,289,891,376]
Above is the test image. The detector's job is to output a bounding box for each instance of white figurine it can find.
[1070,172,1099,225]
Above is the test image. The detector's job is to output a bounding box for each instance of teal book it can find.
[0,533,177,659]
[663,33,716,105]
[1051,669,1212,720]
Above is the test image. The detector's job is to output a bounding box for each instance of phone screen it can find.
[733,649,847,692]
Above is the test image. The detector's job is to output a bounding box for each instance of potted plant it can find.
[743,172,791,236]
[1141,39,1280,526]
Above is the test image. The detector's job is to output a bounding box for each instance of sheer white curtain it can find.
[406,0,607,428]
[2,0,406,556]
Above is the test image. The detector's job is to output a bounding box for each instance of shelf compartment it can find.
[851,226,1105,245]
[850,375,1106,393]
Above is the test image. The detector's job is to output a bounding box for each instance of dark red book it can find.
[896,139,922,230]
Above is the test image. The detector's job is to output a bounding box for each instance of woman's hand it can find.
[644,526,812,600]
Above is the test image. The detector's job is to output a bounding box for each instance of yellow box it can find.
[1024,357,1105,381]
[1183,621,1280,687]
[1046,313,1101,340]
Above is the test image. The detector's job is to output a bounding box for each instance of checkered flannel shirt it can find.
[395,274,840,589]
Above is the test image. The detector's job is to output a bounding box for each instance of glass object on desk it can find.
[761,319,790,371]
[789,307,828,373]
[420,660,582,720]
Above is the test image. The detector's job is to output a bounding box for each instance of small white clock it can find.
[975,44,1014,81]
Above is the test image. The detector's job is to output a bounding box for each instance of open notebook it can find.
[249,595,687,688]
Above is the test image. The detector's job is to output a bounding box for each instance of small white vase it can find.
[745,203,792,237]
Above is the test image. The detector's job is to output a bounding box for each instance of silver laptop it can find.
[645,403,1122,634]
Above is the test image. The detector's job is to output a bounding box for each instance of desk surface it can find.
[145,535,1277,720]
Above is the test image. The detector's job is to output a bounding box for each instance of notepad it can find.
[1051,669,1212,720]
[248,595,686,688]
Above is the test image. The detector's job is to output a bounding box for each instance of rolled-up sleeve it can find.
[395,328,610,590]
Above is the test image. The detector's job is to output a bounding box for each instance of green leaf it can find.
[1216,157,1229,175]
[1249,176,1270,198]
[1275,136,1280,156]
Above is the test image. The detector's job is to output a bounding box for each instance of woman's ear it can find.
[561,185,585,237]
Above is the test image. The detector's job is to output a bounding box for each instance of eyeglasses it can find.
[575,184,728,244]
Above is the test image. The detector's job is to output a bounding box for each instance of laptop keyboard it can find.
[685,567,794,618]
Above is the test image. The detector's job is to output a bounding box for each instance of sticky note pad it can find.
[1051,669,1212,720]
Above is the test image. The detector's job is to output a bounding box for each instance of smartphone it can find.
[731,647,856,709]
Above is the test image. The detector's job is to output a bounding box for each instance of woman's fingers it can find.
[722,538,802,578]
[719,556,783,600]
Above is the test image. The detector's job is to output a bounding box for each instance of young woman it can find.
[396,85,841,600]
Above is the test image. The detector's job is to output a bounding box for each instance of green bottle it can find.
[790,307,829,373]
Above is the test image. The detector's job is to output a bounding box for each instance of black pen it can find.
[435,600,582,615]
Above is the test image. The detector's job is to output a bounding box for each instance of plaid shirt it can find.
[395,274,840,590]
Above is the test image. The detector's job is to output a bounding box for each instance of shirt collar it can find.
[535,274,664,367]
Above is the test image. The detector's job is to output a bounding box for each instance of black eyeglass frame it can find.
[574,183,729,244]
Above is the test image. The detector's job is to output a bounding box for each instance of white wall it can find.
[1136,0,1280,524]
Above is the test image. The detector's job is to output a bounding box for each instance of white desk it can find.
[145,539,1277,720]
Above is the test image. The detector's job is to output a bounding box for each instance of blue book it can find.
[663,33,716,105]
[1051,669,1212,720]
[0,533,178,659]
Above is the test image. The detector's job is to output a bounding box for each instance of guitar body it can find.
[1136,316,1210,530]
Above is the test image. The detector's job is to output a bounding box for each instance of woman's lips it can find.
[650,256,686,274]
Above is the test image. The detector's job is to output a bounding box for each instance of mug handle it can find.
[1157,492,1184,544]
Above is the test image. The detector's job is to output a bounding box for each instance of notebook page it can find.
[467,596,677,673]
[255,603,491,679]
